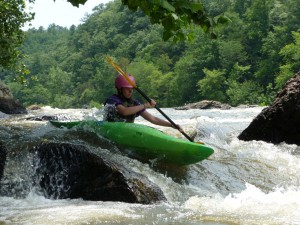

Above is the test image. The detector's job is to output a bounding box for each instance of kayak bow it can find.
[50,120,214,165]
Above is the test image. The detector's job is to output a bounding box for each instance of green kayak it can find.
[50,120,214,165]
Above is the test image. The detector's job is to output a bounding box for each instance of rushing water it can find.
[0,106,299,225]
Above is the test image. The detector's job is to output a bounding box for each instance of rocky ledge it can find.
[32,142,166,204]
[0,141,166,204]
[175,100,231,110]
[238,71,300,145]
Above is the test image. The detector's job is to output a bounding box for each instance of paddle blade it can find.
[105,56,137,88]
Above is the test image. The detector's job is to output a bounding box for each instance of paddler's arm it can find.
[141,110,174,128]
[116,99,156,116]
[141,101,183,130]
[116,104,145,116]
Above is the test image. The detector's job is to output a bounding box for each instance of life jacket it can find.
[103,94,142,123]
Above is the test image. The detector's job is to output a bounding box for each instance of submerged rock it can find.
[238,71,300,145]
[32,142,166,204]
[26,105,42,110]
[25,115,58,121]
[175,100,231,110]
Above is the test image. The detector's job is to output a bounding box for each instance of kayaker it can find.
[104,74,181,129]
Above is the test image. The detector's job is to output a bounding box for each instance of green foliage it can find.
[20,84,51,106]
[197,68,227,102]
[3,0,300,109]
[44,67,75,108]
[128,61,180,107]
[276,64,294,89]
[243,0,271,71]
[0,0,34,70]
[68,0,230,42]
[276,31,300,89]
[257,82,276,105]
[67,0,87,7]
[229,63,251,83]
[226,80,264,106]
[128,60,158,95]
[254,27,287,87]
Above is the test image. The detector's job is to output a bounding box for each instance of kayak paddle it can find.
[105,56,201,143]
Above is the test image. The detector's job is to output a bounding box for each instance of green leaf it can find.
[210,31,217,39]
[162,15,175,30]
[67,0,88,7]
[162,30,173,41]
[190,3,203,13]
[171,13,179,20]
[161,0,175,12]
[217,15,231,24]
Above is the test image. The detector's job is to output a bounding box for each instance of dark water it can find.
[0,106,299,225]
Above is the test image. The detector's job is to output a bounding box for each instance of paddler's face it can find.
[121,87,133,99]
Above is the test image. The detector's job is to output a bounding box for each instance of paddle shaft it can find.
[135,86,194,142]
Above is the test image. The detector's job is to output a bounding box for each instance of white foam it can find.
[185,183,300,224]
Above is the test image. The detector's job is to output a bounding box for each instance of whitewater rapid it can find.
[0,106,299,224]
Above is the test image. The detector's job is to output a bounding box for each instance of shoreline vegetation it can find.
[1,0,300,110]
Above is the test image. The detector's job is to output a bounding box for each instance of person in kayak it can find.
[104,74,181,129]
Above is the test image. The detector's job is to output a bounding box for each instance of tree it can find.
[174,28,221,103]
[197,68,227,102]
[228,63,251,83]
[0,0,34,70]
[243,0,271,66]
[226,80,264,106]
[66,0,230,42]
[127,60,159,96]
[276,31,300,89]
[284,0,300,33]
[11,0,299,108]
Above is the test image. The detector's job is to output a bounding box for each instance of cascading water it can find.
[0,106,299,224]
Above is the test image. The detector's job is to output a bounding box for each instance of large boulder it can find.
[0,83,27,114]
[0,97,27,114]
[175,100,231,110]
[238,72,300,145]
[33,142,166,204]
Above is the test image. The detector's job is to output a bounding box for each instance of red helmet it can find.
[115,74,136,89]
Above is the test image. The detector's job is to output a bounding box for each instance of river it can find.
[0,106,299,225]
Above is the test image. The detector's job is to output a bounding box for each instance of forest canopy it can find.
[0,0,34,77]
[67,0,229,41]
[1,0,300,108]
[0,0,226,73]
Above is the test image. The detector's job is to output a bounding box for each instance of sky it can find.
[24,0,111,30]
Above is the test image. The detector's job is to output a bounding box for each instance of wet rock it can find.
[236,104,259,108]
[25,114,72,121]
[0,111,9,119]
[25,115,58,121]
[238,71,300,145]
[32,142,166,204]
[0,142,7,185]
[0,97,27,114]
[0,83,27,114]
[175,100,231,110]
[27,105,42,110]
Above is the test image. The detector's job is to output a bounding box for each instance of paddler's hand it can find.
[144,99,156,108]
[171,124,183,132]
